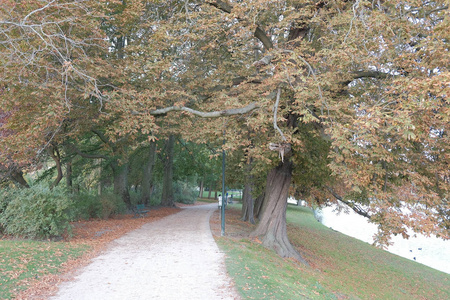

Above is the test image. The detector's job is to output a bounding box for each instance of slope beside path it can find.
[50,203,239,300]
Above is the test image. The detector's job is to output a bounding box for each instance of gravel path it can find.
[50,204,240,300]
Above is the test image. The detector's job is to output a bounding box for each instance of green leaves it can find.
[0,184,72,239]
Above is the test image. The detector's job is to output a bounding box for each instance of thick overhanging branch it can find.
[273,88,287,142]
[143,102,259,118]
[340,70,392,86]
[68,143,109,160]
[207,0,232,13]
[254,26,274,50]
[207,1,273,51]
[91,129,116,150]
[269,88,291,162]
[399,5,448,18]
[352,70,391,80]
[326,186,372,219]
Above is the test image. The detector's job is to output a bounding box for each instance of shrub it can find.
[0,184,72,239]
[0,188,12,214]
[148,183,162,206]
[130,186,161,206]
[129,189,142,205]
[71,191,102,220]
[0,189,13,234]
[98,192,126,219]
[71,190,127,220]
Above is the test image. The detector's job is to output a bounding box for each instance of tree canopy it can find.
[1,0,448,255]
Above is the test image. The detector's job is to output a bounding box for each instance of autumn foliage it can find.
[0,0,448,256]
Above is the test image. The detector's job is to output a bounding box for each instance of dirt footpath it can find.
[50,204,240,300]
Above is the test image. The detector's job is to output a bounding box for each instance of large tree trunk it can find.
[95,159,102,196]
[198,179,204,198]
[241,186,249,218]
[241,158,255,224]
[64,145,74,192]
[254,192,265,219]
[66,157,73,191]
[251,159,308,264]
[241,183,255,224]
[141,140,156,205]
[161,135,175,207]
[208,188,212,199]
[48,144,63,189]
[9,168,29,188]
[113,162,131,208]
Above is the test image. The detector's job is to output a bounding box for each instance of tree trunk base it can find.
[256,230,308,265]
[251,159,309,265]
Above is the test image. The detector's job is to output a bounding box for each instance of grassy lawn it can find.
[215,205,450,299]
[0,240,90,299]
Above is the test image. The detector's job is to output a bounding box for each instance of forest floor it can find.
[14,202,239,300]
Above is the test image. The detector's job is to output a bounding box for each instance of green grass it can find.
[197,198,218,203]
[217,205,450,299]
[217,238,338,299]
[0,240,90,299]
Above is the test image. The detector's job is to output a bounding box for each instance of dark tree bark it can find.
[241,183,255,224]
[254,192,265,219]
[198,179,204,198]
[63,145,73,192]
[141,140,156,205]
[241,186,248,218]
[251,160,308,264]
[9,168,29,188]
[112,162,131,208]
[66,158,72,190]
[208,188,212,199]
[241,158,255,224]
[161,135,175,207]
[96,159,103,196]
[48,144,63,189]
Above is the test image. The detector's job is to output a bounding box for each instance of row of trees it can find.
[1,0,448,262]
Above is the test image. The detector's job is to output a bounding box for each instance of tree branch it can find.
[206,1,273,51]
[207,0,232,13]
[339,70,392,86]
[254,26,273,50]
[91,129,116,150]
[352,70,391,80]
[141,102,259,118]
[326,186,371,219]
[68,143,109,160]
[273,88,287,142]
